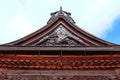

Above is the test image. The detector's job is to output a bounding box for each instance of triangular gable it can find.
[2,11,116,46]
[38,24,84,46]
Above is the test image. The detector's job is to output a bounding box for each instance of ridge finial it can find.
[60,6,62,14]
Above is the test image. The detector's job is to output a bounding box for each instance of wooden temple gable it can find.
[0,7,120,80]
[3,8,115,46]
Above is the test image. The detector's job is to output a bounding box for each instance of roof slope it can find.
[2,8,116,47]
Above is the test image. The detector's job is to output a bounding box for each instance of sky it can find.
[0,0,120,44]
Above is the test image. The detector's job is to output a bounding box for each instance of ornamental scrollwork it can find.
[40,25,82,46]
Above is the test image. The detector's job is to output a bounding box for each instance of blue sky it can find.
[0,0,120,44]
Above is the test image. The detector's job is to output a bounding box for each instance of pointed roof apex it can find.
[47,7,75,24]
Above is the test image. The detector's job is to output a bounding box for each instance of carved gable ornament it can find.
[39,24,83,46]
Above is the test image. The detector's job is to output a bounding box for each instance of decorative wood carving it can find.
[40,25,82,46]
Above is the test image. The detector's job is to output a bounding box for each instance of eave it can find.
[0,46,120,51]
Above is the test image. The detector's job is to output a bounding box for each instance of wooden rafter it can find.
[0,55,120,70]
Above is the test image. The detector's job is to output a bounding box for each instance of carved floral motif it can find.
[40,25,82,46]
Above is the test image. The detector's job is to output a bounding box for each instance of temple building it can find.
[0,7,120,80]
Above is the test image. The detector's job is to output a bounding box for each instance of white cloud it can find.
[72,0,120,37]
[9,14,34,34]
[0,0,120,44]
[0,13,35,44]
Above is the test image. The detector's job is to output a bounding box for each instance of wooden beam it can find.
[0,46,120,51]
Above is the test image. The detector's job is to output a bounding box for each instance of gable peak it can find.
[47,7,75,24]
